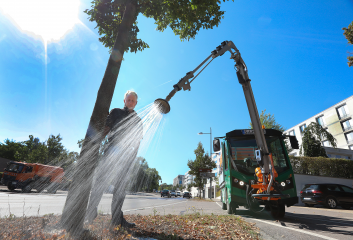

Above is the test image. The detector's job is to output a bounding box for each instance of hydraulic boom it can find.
[154,41,290,199]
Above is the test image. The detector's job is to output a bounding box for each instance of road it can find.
[1,186,352,239]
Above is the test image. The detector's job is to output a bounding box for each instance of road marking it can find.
[215,201,337,240]
[251,218,338,240]
[123,199,188,212]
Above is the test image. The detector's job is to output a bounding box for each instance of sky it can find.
[0,0,352,184]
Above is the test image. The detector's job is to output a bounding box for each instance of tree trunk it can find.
[60,1,137,235]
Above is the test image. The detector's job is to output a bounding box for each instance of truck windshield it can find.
[229,136,289,176]
[7,163,24,173]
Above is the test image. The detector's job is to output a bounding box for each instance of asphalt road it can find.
[1,186,352,240]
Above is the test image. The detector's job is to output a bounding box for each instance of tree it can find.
[249,109,285,132]
[0,139,24,161]
[187,184,192,192]
[63,0,235,234]
[0,135,76,167]
[343,21,353,67]
[300,122,337,157]
[248,109,293,153]
[187,142,216,199]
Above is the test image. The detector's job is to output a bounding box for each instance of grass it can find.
[0,213,261,239]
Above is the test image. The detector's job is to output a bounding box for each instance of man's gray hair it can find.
[124,90,138,100]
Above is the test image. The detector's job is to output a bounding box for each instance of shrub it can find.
[289,156,353,179]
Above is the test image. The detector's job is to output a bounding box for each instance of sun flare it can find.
[0,0,81,43]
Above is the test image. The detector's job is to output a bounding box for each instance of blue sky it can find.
[0,0,352,184]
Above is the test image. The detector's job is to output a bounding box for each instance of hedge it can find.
[289,156,353,179]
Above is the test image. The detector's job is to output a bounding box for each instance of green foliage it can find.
[289,155,353,178]
[300,122,336,157]
[343,21,353,67]
[187,142,216,198]
[0,135,78,170]
[249,109,293,153]
[249,109,285,132]
[187,183,192,192]
[84,0,234,53]
[128,157,162,192]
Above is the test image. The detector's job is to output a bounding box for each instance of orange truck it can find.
[1,161,64,193]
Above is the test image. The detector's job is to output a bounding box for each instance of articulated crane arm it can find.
[155,41,285,197]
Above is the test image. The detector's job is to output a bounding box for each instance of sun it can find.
[0,0,81,44]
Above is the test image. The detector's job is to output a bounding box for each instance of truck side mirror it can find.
[289,136,299,149]
[213,139,220,152]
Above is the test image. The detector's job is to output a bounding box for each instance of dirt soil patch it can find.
[0,213,261,239]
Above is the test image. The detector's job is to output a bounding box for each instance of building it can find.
[183,171,194,187]
[173,175,184,187]
[284,95,353,159]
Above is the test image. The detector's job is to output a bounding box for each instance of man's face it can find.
[124,94,137,110]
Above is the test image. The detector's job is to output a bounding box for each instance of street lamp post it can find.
[198,127,213,199]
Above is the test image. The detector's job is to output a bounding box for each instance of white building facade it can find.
[284,95,353,159]
[173,175,185,187]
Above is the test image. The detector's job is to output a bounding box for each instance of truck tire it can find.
[22,184,32,193]
[270,203,285,219]
[48,189,57,194]
[222,202,227,210]
[7,183,15,191]
[226,190,236,214]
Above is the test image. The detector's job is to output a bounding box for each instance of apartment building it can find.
[284,95,353,159]
[173,175,185,187]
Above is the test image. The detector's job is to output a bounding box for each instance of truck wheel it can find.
[226,190,236,214]
[222,202,227,210]
[270,203,285,219]
[48,188,57,194]
[22,184,32,193]
[7,183,15,191]
[227,200,236,214]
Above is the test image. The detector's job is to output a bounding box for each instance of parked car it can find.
[176,191,181,197]
[161,190,171,198]
[170,190,177,197]
[300,183,353,209]
[183,192,192,198]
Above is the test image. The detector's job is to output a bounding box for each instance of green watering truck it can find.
[214,129,299,218]
[155,40,300,218]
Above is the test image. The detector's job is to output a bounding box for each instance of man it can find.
[86,90,143,228]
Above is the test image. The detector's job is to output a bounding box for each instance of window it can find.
[322,140,331,147]
[349,145,353,150]
[289,130,296,136]
[300,124,306,133]
[336,155,341,159]
[341,186,353,193]
[337,104,350,119]
[316,116,325,127]
[327,154,332,158]
[345,132,353,144]
[342,119,353,131]
[326,185,342,191]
